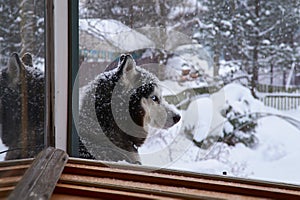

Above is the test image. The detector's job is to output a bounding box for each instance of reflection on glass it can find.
[0,1,45,160]
[77,0,300,185]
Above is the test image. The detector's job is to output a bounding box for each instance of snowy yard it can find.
[140,82,300,185]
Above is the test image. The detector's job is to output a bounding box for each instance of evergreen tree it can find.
[80,0,168,28]
[0,0,21,62]
[197,0,300,93]
[0,0,44,65]
[197,0,238,76]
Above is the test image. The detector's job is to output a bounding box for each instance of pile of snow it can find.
[171,44,213,77]
[0,132,5,161]
[166,55,187,71]
[140,83,300,185]
[219,60,241,76]
[160,80,207,96]
[80,19,155,52]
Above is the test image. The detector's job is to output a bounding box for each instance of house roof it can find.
[79,19,155,52]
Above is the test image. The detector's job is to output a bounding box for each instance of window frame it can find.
[52,0,69,151]
[67,0,79,157]
[0,0,300,199]
[45,0,55,149]
[32,0,300,198]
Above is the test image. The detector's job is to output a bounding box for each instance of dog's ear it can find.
[118,54,136,73]
[7,53,23,87]
[118,54,137,86]
[21,52,33,67]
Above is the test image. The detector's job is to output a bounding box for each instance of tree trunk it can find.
[250,0,260,98]
[20,0,36,55]
[251,47,259,97]
[213,47,220,77]
[156,0,167,80]
[270,62,273,92]
[283,69,286,86]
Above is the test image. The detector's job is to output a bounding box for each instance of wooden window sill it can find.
[1,149,300,199]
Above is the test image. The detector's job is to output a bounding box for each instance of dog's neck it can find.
[103,127,147,152]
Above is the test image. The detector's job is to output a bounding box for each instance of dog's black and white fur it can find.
[0,53,44,160]
[78,54,180,164]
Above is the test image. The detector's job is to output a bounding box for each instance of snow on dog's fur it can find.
[78,54,180,164]
[0,53,44,160]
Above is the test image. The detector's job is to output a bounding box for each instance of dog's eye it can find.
[151,95,160,103]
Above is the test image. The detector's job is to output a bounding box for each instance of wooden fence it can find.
[257,83,300,93]
[260,94,300,110]
[163,85,300,111]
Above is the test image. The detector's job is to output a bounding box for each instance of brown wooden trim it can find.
[0,186,14,199]
[55,183,187,200]
[66,158,300,192]
[0,159,33,198]
[57,175,230,200]
[1,157,300,199]
[61,158,300,199]
[45,0,55,147]
[0,158,32,179]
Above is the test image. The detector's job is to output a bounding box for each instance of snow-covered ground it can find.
[140,82,300,185]
[0,139,6,161]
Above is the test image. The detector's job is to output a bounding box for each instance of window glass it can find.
[76,0,300,185]
[0,0,45,160]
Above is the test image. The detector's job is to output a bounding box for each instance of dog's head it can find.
[115,54,181,133]
[141,86,181,130]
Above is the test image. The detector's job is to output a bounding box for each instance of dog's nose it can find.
[173,114,181,124]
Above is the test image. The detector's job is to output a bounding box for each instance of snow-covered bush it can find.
[194,83,262,149]
[220,100,258,148]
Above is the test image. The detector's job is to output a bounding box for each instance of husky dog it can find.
[79,54,180,164]
[0,53,44,160]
